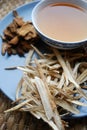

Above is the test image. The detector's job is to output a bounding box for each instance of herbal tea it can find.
[36,3,87,42]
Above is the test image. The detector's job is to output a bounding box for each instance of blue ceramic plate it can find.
[0,0,87,119]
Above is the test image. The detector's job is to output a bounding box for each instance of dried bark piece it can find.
[16,47,24,56]
[13,10,25,26]
[11,48,17,55]
[7,21,18,33]
[24,30,37,40]
[13,10,19,17]
[0,35,6,41]
[20,41,31,52]
[9,36,19,45]
[1,42,11,55]
[1,11,38,56]
[13,17,25,27]
[7,48,13,55]
[17,23,37,37]
[4,29,13,39]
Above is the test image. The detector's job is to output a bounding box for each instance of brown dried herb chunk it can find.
[1,42,11,56]
[13,17,25,27]
[4,29,14,39]
[9,36,19,45]
[1,10,39,56]
[17,22,36,38]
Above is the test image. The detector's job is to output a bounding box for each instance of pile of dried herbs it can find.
[1,11,39,56]
[5,45,87,130]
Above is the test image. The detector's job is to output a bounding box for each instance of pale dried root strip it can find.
[52,109,65,130]
[25,49,34,65]
[67,99,87,106]
[31,44,45,58]
[34,77,53,120]
[32,58,57,66]
[16,78,23,99]
[72,63,81,78]
[23,74,37,93]
[56,99,79,114]
[4,99,32,113]
[17,66,37,75]
[53,49,87,99]
[4,47,87,130]
[35,58,56,110]
[68,69,87,90]
[35,59,64,130]
[57,73,65,89]
[76,69,87,84]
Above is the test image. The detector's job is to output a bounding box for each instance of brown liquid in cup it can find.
[36,3,87,42]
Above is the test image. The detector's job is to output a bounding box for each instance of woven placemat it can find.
[0,0,33,19]
[0,0,87,130]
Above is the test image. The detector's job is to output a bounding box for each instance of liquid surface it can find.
[36,3,87,42]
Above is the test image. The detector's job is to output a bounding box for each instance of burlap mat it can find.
[0,0,87,130]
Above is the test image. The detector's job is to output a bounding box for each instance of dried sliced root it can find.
[5,99,32,113]
[31,44,45,58]
[5,47,87,130]
[53,49,87,99]
[16,78,23,99]
[56,99,79,114]
[25,49,34,65]
[67,99,87,106]
[34,77,53,120]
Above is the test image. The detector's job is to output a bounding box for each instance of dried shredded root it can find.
[5,46,87,130]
